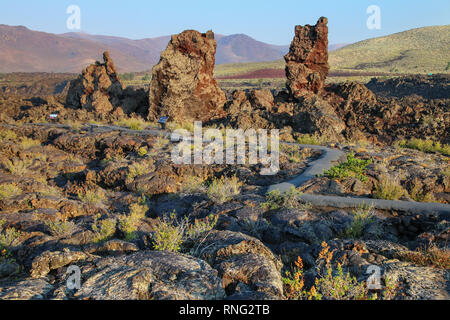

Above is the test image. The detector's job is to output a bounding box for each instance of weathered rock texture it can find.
[66,52,148,117]
[66,52,124,114]
[285,17,330,98]
[148,30,227,123]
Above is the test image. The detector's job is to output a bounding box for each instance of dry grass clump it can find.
[396,244,450,269]
[0,183,22,200]
[19,137,41,149]
[180,176,206,194]
[78,189,106,205]
[126,160,154,181]
[0,129,17,141]
[374,175,406,200]
[397,138,450,156]
[152,212,218,253]
[206,176,242,204]
[45,219,76,237]
[2,158,33,176]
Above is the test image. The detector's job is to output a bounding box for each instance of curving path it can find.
[5,122,450,218]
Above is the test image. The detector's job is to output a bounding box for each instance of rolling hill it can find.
[329,25,450,73]
[215,25,450,78]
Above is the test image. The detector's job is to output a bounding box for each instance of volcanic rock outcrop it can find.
[66,52,124,114]
[66,52,148,117]
[285,17,330,98]
[148,30,227,123]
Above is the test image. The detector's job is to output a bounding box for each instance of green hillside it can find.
[214,25,450,77]
[330,25,450,74]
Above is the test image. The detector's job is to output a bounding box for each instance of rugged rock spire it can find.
[285,17,330,98]
[148,30,227,123]
[66,51,124,114]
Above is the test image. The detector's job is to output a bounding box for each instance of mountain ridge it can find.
[0,24,341,73]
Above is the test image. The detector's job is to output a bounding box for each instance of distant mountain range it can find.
[0,25,347,73]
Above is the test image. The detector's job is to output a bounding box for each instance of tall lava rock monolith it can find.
[285,17,330,98]
[148,30,227,123]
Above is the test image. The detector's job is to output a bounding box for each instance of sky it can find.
[1,0,449,45]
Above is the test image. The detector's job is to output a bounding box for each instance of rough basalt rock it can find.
[148,30,227,123]
[285,17,330,98]
[66,52,124,114]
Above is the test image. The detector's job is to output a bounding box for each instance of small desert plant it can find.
[0,220,22,248]
[45,219,75,237]
[92,215,117,243]
[185,214,218,242]
[261,187,305,211]
[78,189,106,205]
[154,134,170,149]
[137,146,148,157]
[119,202,148,241]
[409,179,435,202]
[126,160,154,181]
[324,153,372,182]
[152,212,186,253]
[206,176,242,204]
[0,183,22,200]
[282,242,377,300]
[2,158,33,176]
[282,145,309,163]
[396,243,449,269]
[181,176,206,194]
[0,129,17,141]
[342,205,376,239]
[19,137,41,149]
[374,175,405,200]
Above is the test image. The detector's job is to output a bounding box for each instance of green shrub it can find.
[78,189,106,205]
[46,219,75,237]
[261,187,305,211]
[324,153,372,182]
[0,220,22,248]
[119,202,148,241]
[0,183,22,200]
[92,216,117,243]
[207,176,242,204]
[152,212,186,253]
[342,205,376,239]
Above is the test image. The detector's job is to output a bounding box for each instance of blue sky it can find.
[1,0,449,45]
